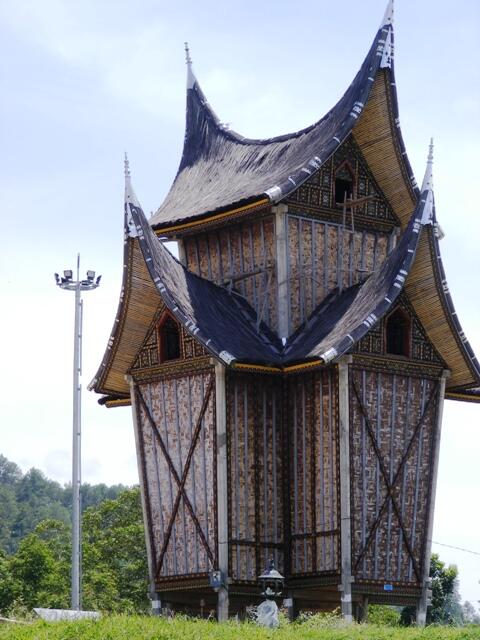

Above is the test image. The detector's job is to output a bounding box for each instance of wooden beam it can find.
[338,356,353,623]
[274,204,289,339]
[215,362,229,621]
[127,376,160,614]
[417,370,450,627]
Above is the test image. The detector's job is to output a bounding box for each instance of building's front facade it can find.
[90,1,480,624]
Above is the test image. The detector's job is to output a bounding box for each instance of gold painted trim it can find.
[445,392,480,404]
[105,398,131,408]
[284,359,323,372]
[154,198,270,235]
[233,363,282,373]
[233,359,323,374]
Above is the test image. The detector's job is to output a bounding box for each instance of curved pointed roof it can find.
[91,145,480,402]
[150,1,416,231]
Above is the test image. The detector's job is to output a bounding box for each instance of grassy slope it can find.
[0,616,479,640]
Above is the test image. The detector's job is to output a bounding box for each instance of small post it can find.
[357,595,369,622]
[150,591,163,617]
[416,369,450,626]
[284,591,296,621]
[338,356,353,622]
[215,362,229,621]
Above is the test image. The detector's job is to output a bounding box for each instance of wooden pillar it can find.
[416,369,450,626]
[337,357,353,622]
[126,375,162,614]
[388,226,401,252]
[356,595,369,623]
[215,362,229,621]
[274,204,289,339]
[177,239,187,267]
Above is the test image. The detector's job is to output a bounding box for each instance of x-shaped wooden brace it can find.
[351,377,439,582]
[136,378,215,579]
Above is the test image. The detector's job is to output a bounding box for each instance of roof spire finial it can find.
[381,0,394,29]
[185,41,195,90]
[421,137,434,193]
[184,41,192,66]
[420,138,434,225]
[124,152,130,181]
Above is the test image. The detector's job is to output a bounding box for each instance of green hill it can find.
[0,455,127,554]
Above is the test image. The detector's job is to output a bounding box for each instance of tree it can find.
[0,550,20,614]
[0,485,18,553]
[0,455,22,487]
[462,601,480,625]
[81,487,149,612]
[0,456,147,614]
[8,521,70,610]
[0,454,128,554]
[400,553,463,625]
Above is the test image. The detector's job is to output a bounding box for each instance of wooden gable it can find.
[131,303,209,380]
[354,294,446,369]
[287,135,399,231]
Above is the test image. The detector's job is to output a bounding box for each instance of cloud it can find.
[0,1,186,120]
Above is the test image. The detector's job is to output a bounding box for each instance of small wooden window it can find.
[334,163,354,206]
[158,315,181,362]
[385,309,410,357]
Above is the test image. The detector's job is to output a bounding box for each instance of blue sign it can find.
[383,584,393,592]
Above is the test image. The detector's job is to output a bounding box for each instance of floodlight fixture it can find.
[86,270,95,281]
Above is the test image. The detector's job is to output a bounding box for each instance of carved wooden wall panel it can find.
[349,368,439,585]
[135,370,217,584]
[286,214,389,332]
[226,373,284,582]
[183,216,278,331]
[287,370,339,575]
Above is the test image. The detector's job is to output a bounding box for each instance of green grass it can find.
[0,615,479,640]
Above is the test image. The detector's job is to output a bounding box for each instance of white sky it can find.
[0,0,479,609]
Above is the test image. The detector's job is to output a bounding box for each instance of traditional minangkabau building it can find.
[90,0,480,624]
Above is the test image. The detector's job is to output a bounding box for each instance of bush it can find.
[368,604,400,626]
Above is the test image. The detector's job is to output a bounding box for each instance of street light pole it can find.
[55,255,101,611]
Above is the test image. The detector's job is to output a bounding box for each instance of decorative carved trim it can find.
[351,354,443,379]
[131,358,213,384]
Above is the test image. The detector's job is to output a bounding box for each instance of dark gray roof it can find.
[150,17,411,229]
[131,181,429,368]
[130,193,284,367]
